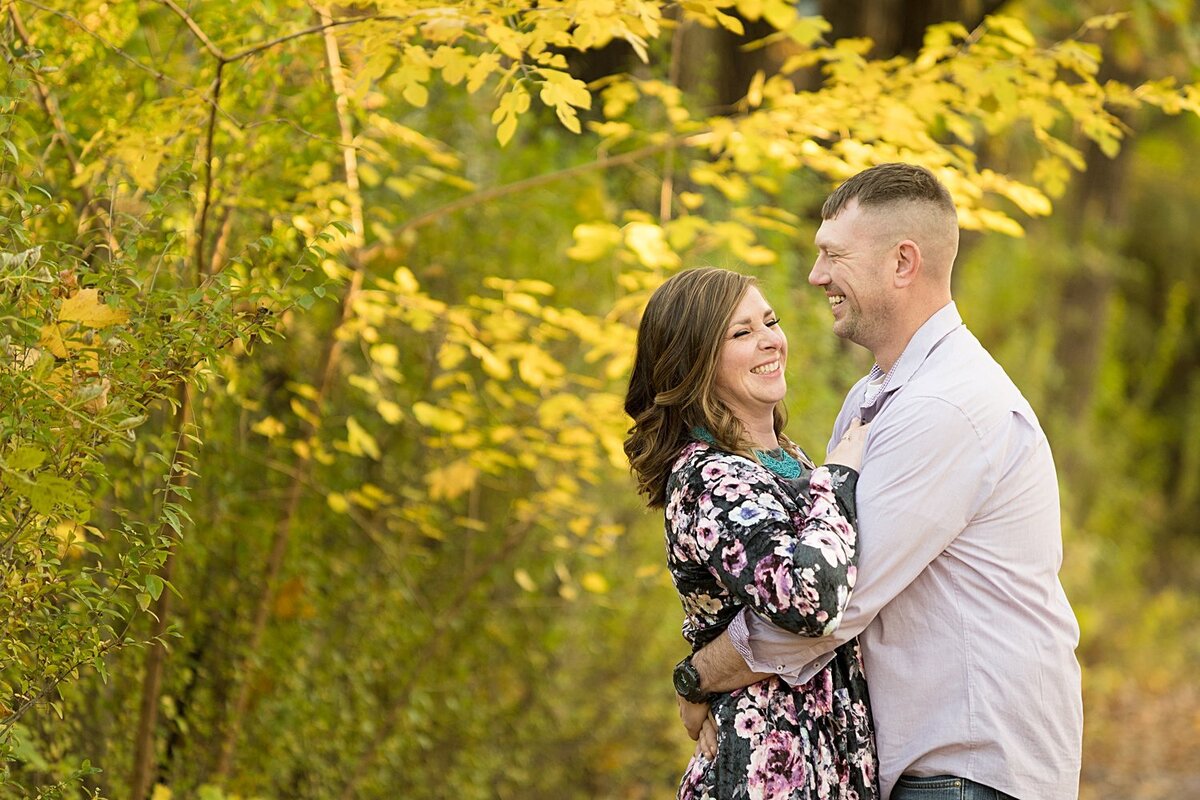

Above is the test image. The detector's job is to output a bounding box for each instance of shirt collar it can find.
[860,302,962,415]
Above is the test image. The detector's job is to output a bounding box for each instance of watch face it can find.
[674,661,698,696]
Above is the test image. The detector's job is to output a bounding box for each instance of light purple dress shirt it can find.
[728,303,1083,800]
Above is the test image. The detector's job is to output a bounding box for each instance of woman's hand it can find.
[694,712,718,761]
[825,417,870,471]
[677,693,710,741]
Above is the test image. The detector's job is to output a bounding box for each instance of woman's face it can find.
[713,286,787,424]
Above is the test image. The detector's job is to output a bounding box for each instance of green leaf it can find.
[6,445,47,471]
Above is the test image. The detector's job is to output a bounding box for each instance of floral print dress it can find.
[665,440,878,800]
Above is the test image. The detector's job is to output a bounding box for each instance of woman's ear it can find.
[893,239,921,288]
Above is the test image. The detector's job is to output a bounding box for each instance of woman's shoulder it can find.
[670,441,770,487]
[673,440,750,468]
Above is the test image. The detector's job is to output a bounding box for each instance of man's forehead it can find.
[814,203,860,244]
[816,199,894,245]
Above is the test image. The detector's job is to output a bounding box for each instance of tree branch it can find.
[193,63,225,282]
[359,134,705,260]
[226,14,412,63]
[155,0,226,61]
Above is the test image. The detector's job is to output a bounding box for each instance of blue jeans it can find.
[892,775,1017,800]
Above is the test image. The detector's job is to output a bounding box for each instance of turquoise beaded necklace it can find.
[691,427,802,479]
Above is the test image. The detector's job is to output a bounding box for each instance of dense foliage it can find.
[1,1,1197,798]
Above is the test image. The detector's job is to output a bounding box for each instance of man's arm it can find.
[692,629,771,692]
[677,631,772,740]
[696,396,994,687]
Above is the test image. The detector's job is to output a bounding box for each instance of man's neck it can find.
[872,298,951,373]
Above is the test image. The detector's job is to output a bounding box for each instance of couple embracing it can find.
[624,164,1083,800]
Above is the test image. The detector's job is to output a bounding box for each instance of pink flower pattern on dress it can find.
[667,441,878,800]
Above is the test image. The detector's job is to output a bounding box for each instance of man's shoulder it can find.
[900,326,1041,432]
[913,327,1019,395]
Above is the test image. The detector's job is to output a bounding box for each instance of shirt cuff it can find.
[727,608,754,665]
[740,608,834,688]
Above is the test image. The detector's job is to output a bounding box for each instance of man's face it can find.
[808,199,897,350]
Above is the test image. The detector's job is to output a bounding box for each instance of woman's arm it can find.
[667,451,861,637]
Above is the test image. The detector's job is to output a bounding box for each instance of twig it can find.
[365,135,706,254]
[193,63,224,281]
[155,0,226,61]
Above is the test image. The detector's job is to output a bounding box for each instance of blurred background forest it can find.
[1,0,1198,798]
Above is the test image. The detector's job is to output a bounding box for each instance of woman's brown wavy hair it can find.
[624,267,790,508]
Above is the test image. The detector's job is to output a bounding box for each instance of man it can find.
[675,163,1083,799]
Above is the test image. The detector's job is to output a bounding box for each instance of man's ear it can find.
[893,240,921,288]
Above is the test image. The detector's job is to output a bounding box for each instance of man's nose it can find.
[807,260,826,286]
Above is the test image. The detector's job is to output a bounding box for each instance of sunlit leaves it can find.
[492,85,531,147]
[537,69,592,134]
[624,222,679,269]
[7,2,1200,796]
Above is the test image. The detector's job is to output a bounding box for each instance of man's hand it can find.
[677,693,709,741]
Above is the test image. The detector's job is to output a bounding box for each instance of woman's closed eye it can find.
[731,317,780,338]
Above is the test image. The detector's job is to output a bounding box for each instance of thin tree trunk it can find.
[129,384,194,800]
[212,3,367,780]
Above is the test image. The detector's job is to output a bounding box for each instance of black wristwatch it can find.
[673,655,710,704]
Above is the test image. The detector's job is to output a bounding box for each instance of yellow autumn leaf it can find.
[538,69,592,110]
[517,346,564,388]
[150,785,173,800]
[327,492,350,514]
[252,416,287,439]
[38,323,72,358]
[555,105,582,134]
[377,400,404,424]
[496,113,518,146]
[624,222,680,269]
[427,458,479,501]
[580,572,609,594]
[998,181,1053,217]
[345,416,381,460]
[369,343,400,368]
[52,521,87,559]
[566,222,622,262]
[467,341,511,380]
[411,401,465,433]
[118,141,164,191]
[513,568,537,592]
[59,289,129,328]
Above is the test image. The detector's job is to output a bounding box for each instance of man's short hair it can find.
[821,163,956,220]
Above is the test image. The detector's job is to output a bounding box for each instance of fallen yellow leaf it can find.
[59,289,130,328]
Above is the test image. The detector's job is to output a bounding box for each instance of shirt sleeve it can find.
[669,452,862,637]
[737,395,997,684]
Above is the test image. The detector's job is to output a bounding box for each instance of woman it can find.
[624,268,878,799]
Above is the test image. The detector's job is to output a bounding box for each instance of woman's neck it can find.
[742,419,778,451]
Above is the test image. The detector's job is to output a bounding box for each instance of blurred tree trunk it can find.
[820,0,1010,57]
[1053,141,1132,417]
